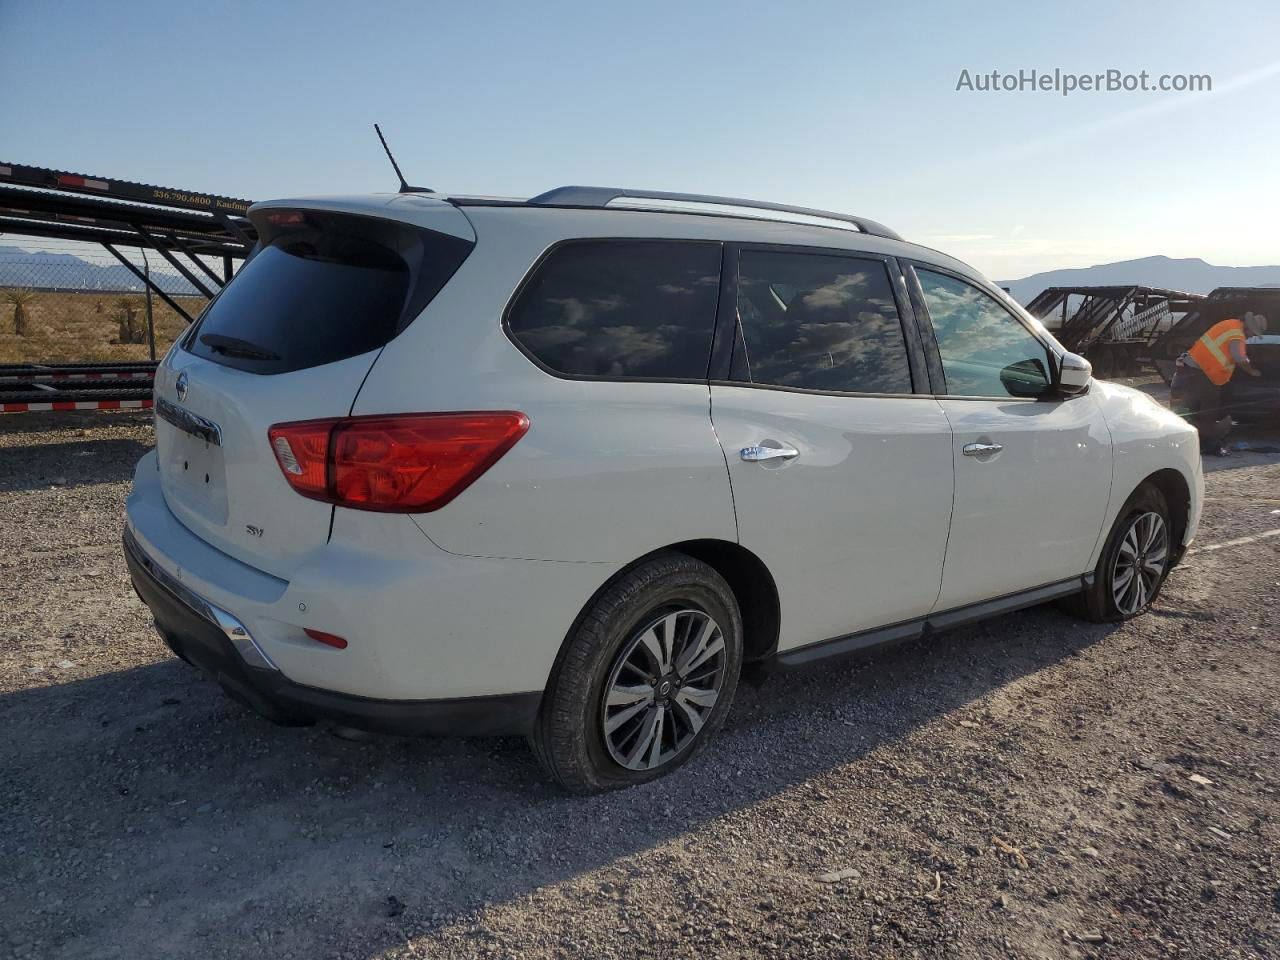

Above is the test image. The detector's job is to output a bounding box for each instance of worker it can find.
[1170,311,1267,456]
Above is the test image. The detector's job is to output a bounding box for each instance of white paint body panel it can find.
[710,389,954,648]
[154,349,376,581]
[1087,380,1203,558]
[124,196,1205,706]
[352,206,741,560]
[935,392,1113,608]
[128,453,621,699]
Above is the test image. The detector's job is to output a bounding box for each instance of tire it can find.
[532,552,743,794]
[1064,483,1172,623]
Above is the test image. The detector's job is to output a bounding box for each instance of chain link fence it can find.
[0,238,212,364]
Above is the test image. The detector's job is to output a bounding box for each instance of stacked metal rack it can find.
[0,361,155,412]
[1025,285,1205,377]
[0,162,257,414]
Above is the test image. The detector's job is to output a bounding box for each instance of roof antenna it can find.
[374,123,432,193]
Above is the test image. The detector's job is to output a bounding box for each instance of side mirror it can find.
[999,358,1053,398]
[1056,352,1092,396]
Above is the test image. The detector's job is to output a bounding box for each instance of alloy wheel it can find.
[600,608,727,771]
[1111,511,1168,615]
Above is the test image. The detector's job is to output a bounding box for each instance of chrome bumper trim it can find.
[124,525,278,672]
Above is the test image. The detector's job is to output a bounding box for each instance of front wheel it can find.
[532,553,743,794]
[1067,484,1172,623]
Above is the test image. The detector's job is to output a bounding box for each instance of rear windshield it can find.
[185,209,473,374]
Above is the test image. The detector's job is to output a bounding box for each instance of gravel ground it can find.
[1,409,1278,960]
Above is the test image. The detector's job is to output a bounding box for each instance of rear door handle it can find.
[962,442,1003,457]
[741,444,799,462]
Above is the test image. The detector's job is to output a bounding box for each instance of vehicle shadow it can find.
[1200,422,1280,473]
[2,604,1123,959]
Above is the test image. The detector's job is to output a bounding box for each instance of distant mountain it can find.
[1002,256,1280,305]
[0,243,200,295]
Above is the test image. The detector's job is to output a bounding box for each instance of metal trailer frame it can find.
[1024,285,1205,376]
[0,161,256,323]
[0,361,159,412]
[0,162,259,412]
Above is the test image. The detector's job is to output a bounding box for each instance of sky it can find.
[2,0,1279,280]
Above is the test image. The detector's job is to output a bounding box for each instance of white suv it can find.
[124,186,1203,793]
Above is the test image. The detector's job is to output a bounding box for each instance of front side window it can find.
[733,251,913,394]
[916,268,1053,398]
[506,240,722,379]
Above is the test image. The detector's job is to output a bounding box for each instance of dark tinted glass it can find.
[916,269,1052,398]
[506,240,722,379]
[187,212,472,374]
[734,251,912,393]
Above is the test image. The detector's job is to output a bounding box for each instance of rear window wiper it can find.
[199,333,281,362]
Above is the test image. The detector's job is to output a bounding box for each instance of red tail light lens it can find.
[269,420,330,498]
[268,412,529,513]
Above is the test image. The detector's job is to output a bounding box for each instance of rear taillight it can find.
[268,412,529,512]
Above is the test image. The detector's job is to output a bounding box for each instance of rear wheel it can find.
[1065,484,1172,622]
[532,553,742,794]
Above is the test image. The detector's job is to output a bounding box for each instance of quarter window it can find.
[506,240,722,379]
[916,268,1053,398]
[733,251,913,394]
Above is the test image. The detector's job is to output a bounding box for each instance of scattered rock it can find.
[1189,773,1214,786]
[816,868,861,884]
[385,896,406,918]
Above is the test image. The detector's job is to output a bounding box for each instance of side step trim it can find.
[775,575,1088,671]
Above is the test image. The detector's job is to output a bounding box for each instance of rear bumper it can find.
[124,525,540,736]
[125,450,620,708]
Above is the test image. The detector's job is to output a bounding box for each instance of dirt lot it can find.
[1,410,1278,960]
[0,289,203,364]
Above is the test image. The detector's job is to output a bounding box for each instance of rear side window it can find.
[186,209,473,374]
[733,250,913,394]
[506,240,722,379]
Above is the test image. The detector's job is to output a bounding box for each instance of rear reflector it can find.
[303,628,348,649]
[268,412,529,512]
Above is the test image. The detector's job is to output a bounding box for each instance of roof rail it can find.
[526,186,902,241]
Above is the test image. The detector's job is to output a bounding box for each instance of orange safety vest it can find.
[1187,318,1248,386]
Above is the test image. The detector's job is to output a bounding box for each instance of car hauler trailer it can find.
[1025,285,1205,378]
[0,162,256,413]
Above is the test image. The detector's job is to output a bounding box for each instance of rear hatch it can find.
[153,197,474,579]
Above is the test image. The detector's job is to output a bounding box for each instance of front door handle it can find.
[962,442,1003,457]
[741,444,800,462]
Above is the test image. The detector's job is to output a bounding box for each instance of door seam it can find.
[706,384,741,543]
[930,398,958,614]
